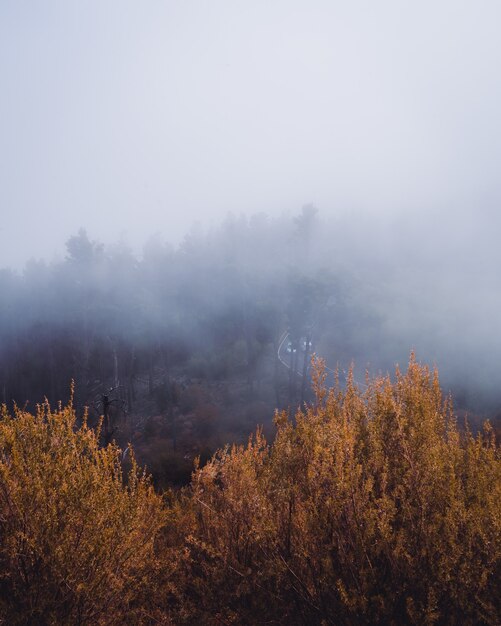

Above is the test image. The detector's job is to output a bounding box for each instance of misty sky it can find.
[1,1,501,268]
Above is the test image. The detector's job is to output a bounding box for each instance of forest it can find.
[2,1,500,622]
[0,209,499,623]
[1,209,500,487]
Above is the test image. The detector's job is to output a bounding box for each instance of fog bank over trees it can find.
[1,207,500,484]
[1,207,500,409]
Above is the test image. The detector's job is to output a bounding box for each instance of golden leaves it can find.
[0,400,166,625]
[182,356,501,625]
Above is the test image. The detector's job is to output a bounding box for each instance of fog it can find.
[1,3,501,480]
[1,208,501,409]
[2,1,501,267]
[1,207,501,483]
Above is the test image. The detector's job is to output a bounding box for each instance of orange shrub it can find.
[0,396,167,625]
[178,356,500,625]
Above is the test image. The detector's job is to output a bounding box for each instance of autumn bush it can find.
[0,357,499,625]
[0,393,167,625]
[176,356,500,625]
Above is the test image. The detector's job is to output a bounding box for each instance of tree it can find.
[294,203,318,261]
[65,229,104,266]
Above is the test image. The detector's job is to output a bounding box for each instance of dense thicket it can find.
[177,357,500,624]
[0,393,166,624]
[0,359,499,624]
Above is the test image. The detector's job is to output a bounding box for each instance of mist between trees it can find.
[0,207,500,486]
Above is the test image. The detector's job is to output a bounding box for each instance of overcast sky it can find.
[1,1,500,268]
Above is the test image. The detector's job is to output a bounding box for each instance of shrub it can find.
[0,394,167,625]
[178,356,501,625]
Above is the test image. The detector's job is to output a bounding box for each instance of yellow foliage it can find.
[179,356,501,625]
[0,358,499,625]
[0,398,166,625]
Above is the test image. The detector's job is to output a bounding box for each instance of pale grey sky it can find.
[1,1,500,268]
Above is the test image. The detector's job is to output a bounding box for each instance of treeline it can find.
[1,208,501,486]
[0,359,499,625]
[0,209,345,484]
[0,211,325,408]
[2,209,501,421]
